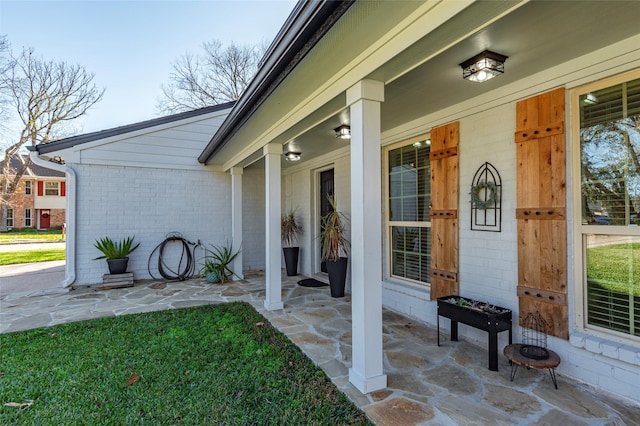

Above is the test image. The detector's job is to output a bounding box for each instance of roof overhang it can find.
[197,0,354,165]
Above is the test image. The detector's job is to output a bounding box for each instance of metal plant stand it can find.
[437,296,512,371]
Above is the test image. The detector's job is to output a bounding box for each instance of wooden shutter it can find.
[430,122,459,300]
[515,88,568,339]
[37,181,43,196]
[60,182,66,197]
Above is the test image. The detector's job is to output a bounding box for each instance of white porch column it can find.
[230,166,244,280]
[347,79,387,393]
[264,143,283,310]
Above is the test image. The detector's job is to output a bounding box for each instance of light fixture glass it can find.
[460,50,508,83]
[284,151,301,161]
[334,125,351,139]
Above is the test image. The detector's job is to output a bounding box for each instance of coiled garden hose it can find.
[147,232,202,281]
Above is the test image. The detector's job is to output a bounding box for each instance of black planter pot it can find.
[283,247,300,276]
[326,257,348,298]
[107,257,129,275]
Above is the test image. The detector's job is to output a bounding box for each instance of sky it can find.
[0,0,296,135]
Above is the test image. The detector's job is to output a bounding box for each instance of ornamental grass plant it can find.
[0,302,371,425]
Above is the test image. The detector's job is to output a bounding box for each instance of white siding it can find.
[76,114,227,171]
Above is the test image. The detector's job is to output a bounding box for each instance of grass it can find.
[0,228,64,245]
[0,248,65,265]
[0,302,371,425]
[587,242,640,295]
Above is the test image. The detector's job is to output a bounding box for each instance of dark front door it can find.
[319,169,334,273]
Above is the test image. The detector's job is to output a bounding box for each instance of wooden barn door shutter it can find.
[430,122,459,300]
[515,88,568,339]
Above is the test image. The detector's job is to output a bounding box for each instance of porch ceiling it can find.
[236,0,640,170]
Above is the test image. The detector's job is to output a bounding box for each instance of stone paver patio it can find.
[2,272,639,425]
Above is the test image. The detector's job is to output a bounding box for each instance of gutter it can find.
[27,147,76,287]
[198,0,354,164]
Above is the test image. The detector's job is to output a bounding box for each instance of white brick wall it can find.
[242,166,265,271]
[73,164,232,285]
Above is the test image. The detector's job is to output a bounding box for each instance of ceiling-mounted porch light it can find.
[334,125,351,139]
[284,151,301,161]
[459,50,508,83]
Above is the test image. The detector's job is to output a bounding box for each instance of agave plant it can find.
[94,236,140,259]
[200,242,241,283]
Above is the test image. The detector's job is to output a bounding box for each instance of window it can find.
[6,208,13,227]
[575,71,640,339]
[25,181,32,195]
[25,209,32,227]
[386,137,431,285]
[45,182,59,196]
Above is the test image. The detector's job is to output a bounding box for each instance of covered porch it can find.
[2,274,637,424]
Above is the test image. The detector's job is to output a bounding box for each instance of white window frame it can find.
[384,134,432,287]
[6,208,14,228]
[25,208,32,227]
[44,181,59,196]
[25,180,32,195]
[571,68,640,343]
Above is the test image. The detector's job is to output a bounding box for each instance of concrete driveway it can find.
[0,242,67,297]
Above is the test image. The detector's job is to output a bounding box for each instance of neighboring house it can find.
[2,154,66,230]
[34,1,640,406]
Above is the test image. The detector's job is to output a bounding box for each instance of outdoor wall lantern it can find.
[284,151,302,161]
[334,125,351,139]
[460,50,508,83]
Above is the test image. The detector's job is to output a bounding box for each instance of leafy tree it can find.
[157,39,265,114]
[580,116,640,224]
[0,44,104,229]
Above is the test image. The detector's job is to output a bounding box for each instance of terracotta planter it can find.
[283,247,300,276]
[106,257,129,275]
[326,257,348,298]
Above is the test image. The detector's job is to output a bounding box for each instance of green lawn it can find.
[0,229,65,245]
[0,302,371,425]
[587,242,640,295]
[0,248,65,265]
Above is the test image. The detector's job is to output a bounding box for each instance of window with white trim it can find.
[575,71,640,339]
[45,182,59,196]
[25,181,32,195]
[6,208,14,227]
[386,137,431,285]
[25,209,32,227]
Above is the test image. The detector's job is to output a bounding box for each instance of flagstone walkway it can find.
[1,272,639,425]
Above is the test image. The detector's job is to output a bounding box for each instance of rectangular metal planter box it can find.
[437,295,512,371]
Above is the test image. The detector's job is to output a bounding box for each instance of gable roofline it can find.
[198,0,354,164]
[33,101,235,155]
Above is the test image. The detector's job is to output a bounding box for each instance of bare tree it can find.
[0,46,104,229]
[157,39,265,114]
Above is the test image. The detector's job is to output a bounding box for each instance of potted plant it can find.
[320,195,350,297]
[94,236,140,275]
[281,208,303,276]
[200,242,241,284]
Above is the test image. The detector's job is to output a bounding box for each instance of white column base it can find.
[349,368,387,394]
[264,299,284,311]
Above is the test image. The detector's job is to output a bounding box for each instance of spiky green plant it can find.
[200,242,241,283]
[94,236,140,259]
[320,195,350,262]
[281,208,303,247]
